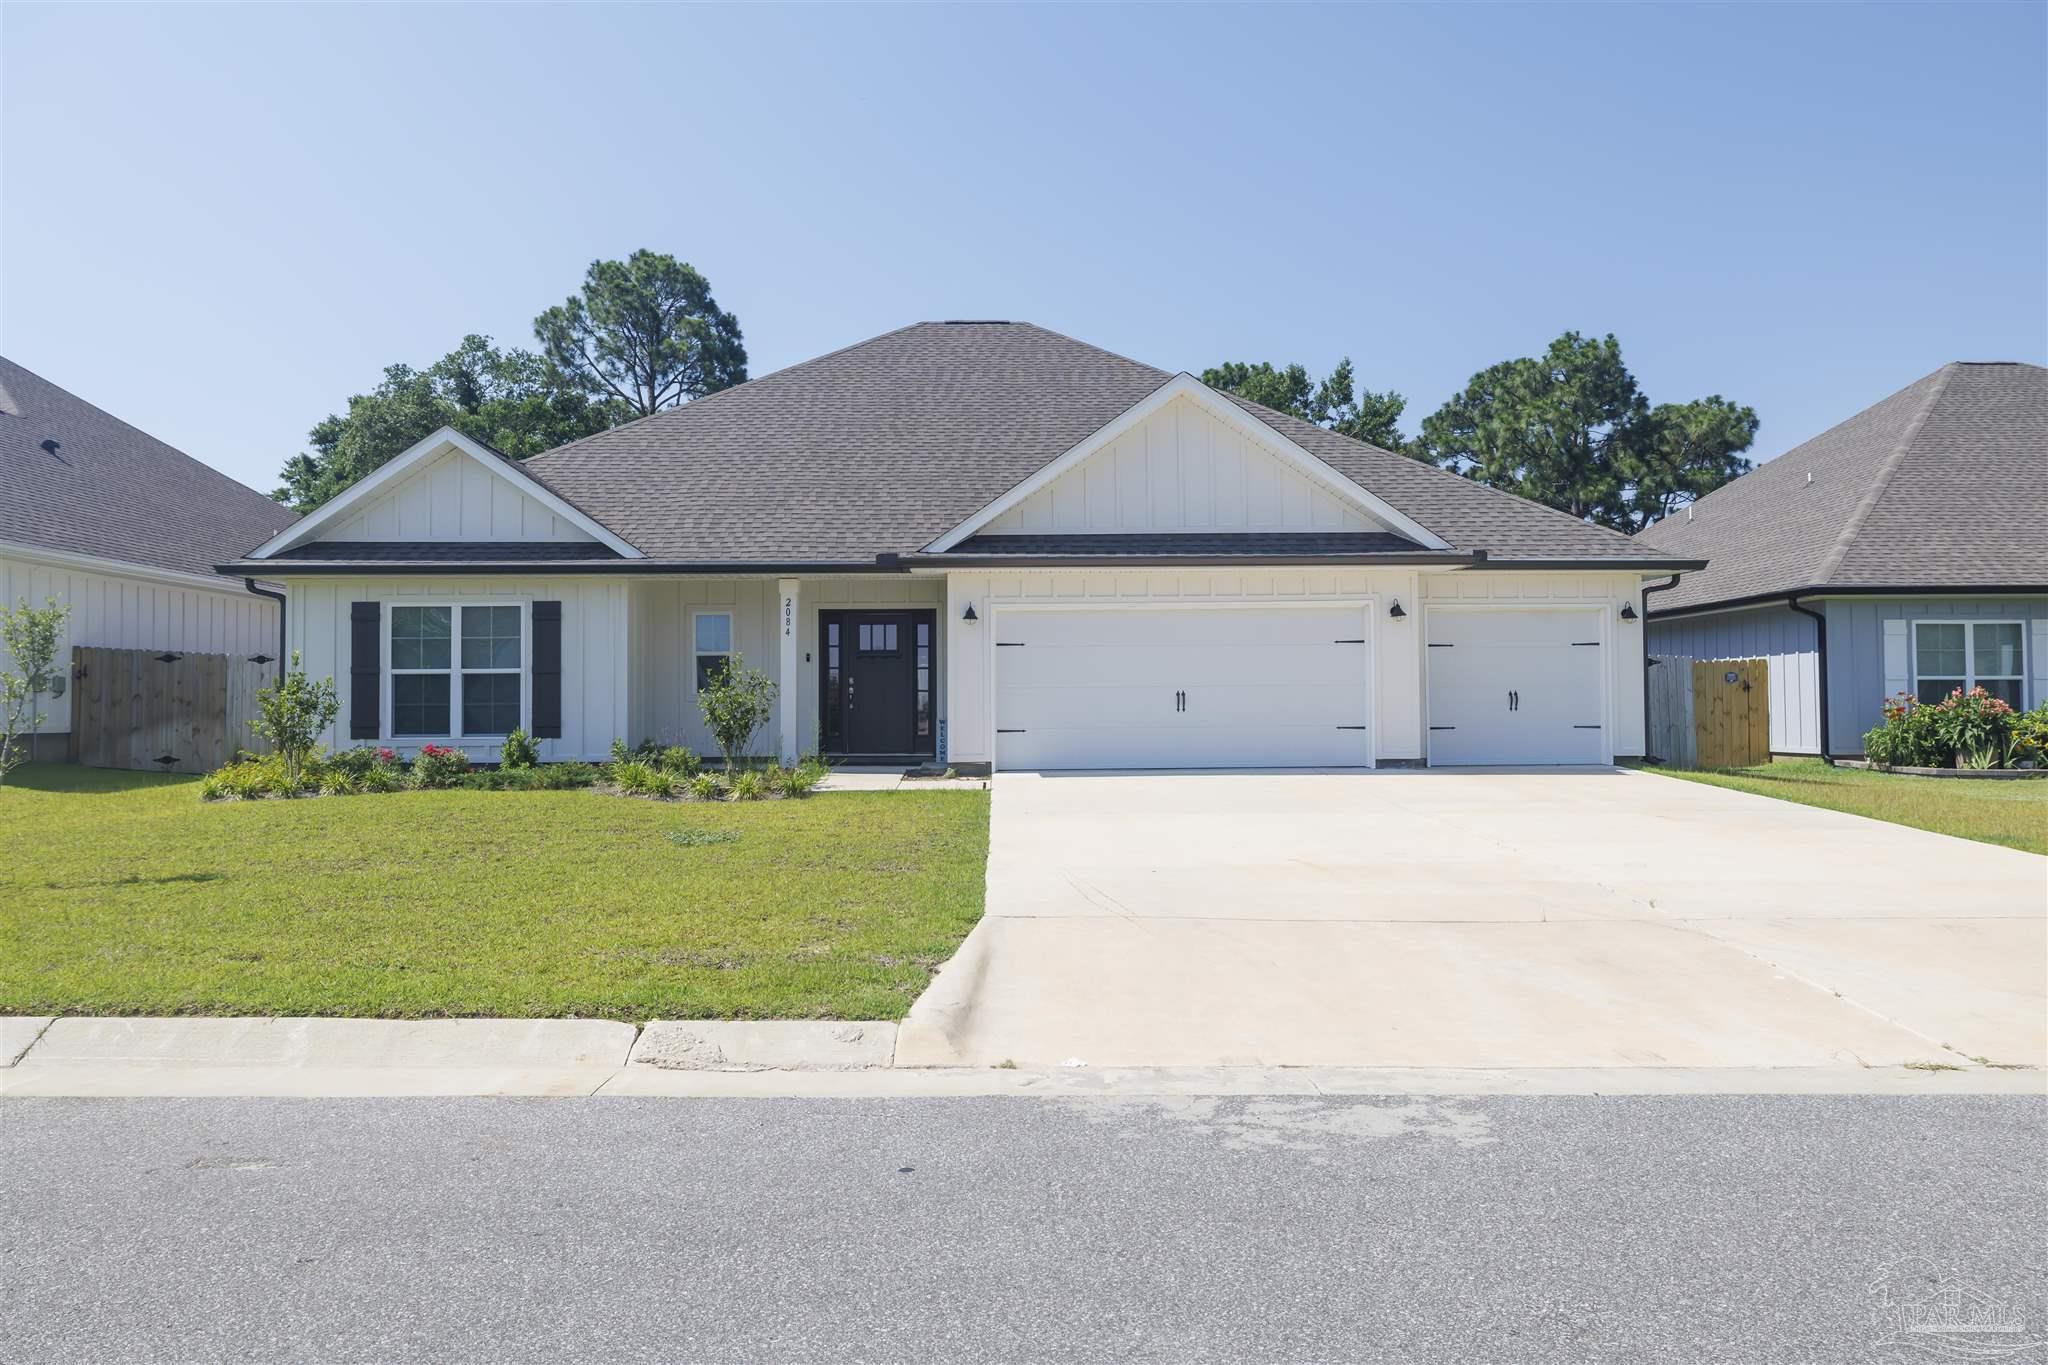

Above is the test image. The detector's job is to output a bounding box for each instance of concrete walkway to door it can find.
[894,769,2048,1070]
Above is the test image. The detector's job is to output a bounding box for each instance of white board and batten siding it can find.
[0,547,277,736]
[284,575,628,762]
[984,395,1387,535]
[315,447,598,544]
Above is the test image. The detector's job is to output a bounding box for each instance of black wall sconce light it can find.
[1388,600,1406,619]
[1619,603,1638,621]
[962,603,978,622]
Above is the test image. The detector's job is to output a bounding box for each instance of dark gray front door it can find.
[819,611,935,759]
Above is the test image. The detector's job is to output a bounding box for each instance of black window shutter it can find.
[532,601,563,739]
[349,602,380,740]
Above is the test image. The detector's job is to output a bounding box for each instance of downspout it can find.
[1785,595,1831,765]
[243,579,287,681]
[1640,575,1682,763]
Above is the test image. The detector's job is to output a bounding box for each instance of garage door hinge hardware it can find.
[1427,642,1453,648]
[1429,725,1456,731]
[996,728,1027,734]
[1574,724,1602,730]
[1336,725,1367,730]
[1332,638,1366,644]
[1571,641,1599,647]
[996,642,1026,647]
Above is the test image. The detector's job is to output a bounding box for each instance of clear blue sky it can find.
[4,3,2043,497]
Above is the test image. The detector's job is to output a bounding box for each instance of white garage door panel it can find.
[995,606,1371,770]
[1427,608,1606,766]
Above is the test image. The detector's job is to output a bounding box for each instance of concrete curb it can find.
[892,923,995,1067]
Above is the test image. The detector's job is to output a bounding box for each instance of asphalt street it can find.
[3,1094,2043,1364]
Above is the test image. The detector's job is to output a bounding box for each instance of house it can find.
[219,322,1697,772]
[1639,362,2048,757]
[0,357,298,760]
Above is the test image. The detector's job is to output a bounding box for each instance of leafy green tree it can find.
[275,336,630,509]
[1201,357,1408,451]
[0,597,71,783]
[1414,332,1755,532]
[535,250,748,416]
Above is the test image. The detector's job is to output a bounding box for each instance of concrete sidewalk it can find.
[2,1014,2042,1097]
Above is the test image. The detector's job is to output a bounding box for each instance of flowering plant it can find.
[410,743,471,789]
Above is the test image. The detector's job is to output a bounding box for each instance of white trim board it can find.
[0,538,270,595]
[247,428,643,560]
[924,375,1451,552]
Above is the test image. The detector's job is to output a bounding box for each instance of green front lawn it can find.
[1641,758,2048,856]
[0,765,989,1021]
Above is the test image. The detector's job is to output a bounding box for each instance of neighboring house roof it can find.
[1640,361,2048,614]
[0,355,296,580]
[510,321,1679,568]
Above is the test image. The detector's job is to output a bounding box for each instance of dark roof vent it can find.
[40,438,61,457]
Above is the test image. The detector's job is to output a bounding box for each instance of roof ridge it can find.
[999,322,1171,380]
[1812,361,1955,587]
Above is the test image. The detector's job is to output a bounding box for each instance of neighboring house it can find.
[0,357,298,760]
[220,322,1695,772]
[1640,362,2048,757]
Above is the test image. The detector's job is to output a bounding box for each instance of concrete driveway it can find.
[896,769,2048,1069]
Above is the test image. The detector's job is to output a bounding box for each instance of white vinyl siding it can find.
[285,576,625,763]
[983,394,1384,535]
[314,447,598,544]
[0,548,277,736]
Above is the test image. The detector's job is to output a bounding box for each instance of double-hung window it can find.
[693,612,733,691]
[1914,621,2024,707]
[389,604,524,738]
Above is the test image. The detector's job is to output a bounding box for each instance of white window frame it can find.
[1912,619,2025,706]
[691,609,734,694]
[384,601,529,742]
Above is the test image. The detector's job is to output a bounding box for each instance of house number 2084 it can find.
[783,598,794,637]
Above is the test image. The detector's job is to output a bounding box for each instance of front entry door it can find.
[819,610,936,760]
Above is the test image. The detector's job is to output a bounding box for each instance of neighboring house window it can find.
[694,612,733,691]
[1914,621,2024,707]
[390,604,523,738]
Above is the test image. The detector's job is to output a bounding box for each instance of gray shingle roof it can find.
[525,321,1679,567]
[1,355,297,579]
[270,541,621,563]
[1639,362,2048,613]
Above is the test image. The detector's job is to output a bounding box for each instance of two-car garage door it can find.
[993,606,1372,771]
[987,602,1610,771]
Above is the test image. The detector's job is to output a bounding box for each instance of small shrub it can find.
[687,772,723,801]
[612,758,678,798]
[2011,703,2048,768]
[771,759,827,797]
[457,762,602,792]
[410,743,471,789]
[0,596,71,785]
[697,657,777,775]
[609,738,631,765]
[728,769,767,801]
[199,752,306,801]
[1931,687,2015,769]
[500,728,539,769]
[658,745,700,777]
[247,652,340,794]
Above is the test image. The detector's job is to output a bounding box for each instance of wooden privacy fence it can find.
[1646,656,1771,769]
[69,646,275,774]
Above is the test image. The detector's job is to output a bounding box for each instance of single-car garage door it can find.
[1426,608,1606,765]
[994,605,1372,770]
